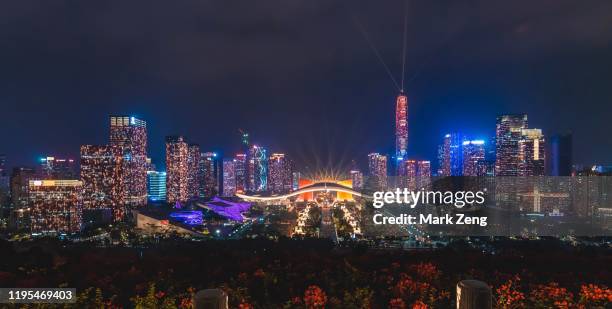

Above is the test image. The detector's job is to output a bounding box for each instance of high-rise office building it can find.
[404,160,430,190]
[80,145,125,221]
[395,92,408,161]
[437,133,465,176]
[28,179,82,233]
[449,133,465,176]
[463,140,486,176]
[0,155,9,207]
[350,169,364,190]
[268,153,292,194]
[10,167,36,208]
[109,116,148,207]
[495,114,528,176]
[549,133,572,176]
[39,156,77,179]
[147,170,166,202]
[405,160,417,191]
[248,145,268,192]
[437,134,451,177]
[292,171,301,191]
[187,144,201,198]
[519,128,545,176]
[395,92,408,178]
[368,153,387,189]
[234,153,247,193]
[222,158,236,197]
[199,152,219,198]
[416,160,431,189]
[165,136,189,204]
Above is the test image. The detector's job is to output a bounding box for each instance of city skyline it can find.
[2,1,612,170]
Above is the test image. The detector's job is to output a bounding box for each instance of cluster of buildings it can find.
[0,116,150,233]
[0,116,298,235]
[435,114,573,178]
[162,134,295,205]
[0,91,609,236]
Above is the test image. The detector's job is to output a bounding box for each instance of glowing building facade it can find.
[268,153,292,194]
[519,129,545,176]
[416,160,431,189]
[28,179,82,233]
[222,158,236,197]
[80,145,125,221]
[437,134,451,177]
[147,171,166,202]
[39,156,77,179]
[496,114,528,176]
[350,169,364,190]
[187,144,200,198]
[368,153,387,189]
[199,152,219,198]
[248,145,268,192]
[234,153,247,193]
[0,155,8,207]
[405,160,417,191]
[10,167,36,208]
[437,133,465,176]
[404,160,430,190]
[463,140,486,176]
[292,171,301,191]
[109,116,148,207]
[395,92,408,161]
[165,136,189,204]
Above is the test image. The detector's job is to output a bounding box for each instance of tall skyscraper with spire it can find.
[395,92,408,161]
[395,92,408,180]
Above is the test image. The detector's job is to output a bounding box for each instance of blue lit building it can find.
[449,133,465,176]
[147,170,167,202]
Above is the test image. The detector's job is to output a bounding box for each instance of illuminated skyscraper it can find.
[496,114,528,176]
[0,155,10,207]
[463,140,486,176]
[437,134,451,177]
[350,169,364,190]
[199,152,219,198]
[248,145,268,192]
[80,145,125,221]
[519,129,545,176]
[234,153,247,193]
[405,160,417,191]
[437,133,465,176]
[395,92,408,161]
[368,153,387,189]
[147,170,166,202]
[222,158,236,197]
[269,153,292,194]
[39,156,77,179]
[109,116,148,207]
[292,171,301,191]
[187,144,200,198]
[10,167,36,208]
[404,160,430,190]
[28,179,82,233]
[165,136,189,204]
[416,160,431,189]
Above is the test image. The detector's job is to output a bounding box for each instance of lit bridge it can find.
[236,181,372,202]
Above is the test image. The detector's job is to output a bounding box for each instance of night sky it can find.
[1,1,611,173]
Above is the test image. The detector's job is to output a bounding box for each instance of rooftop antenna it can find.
[400,0,409,92]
